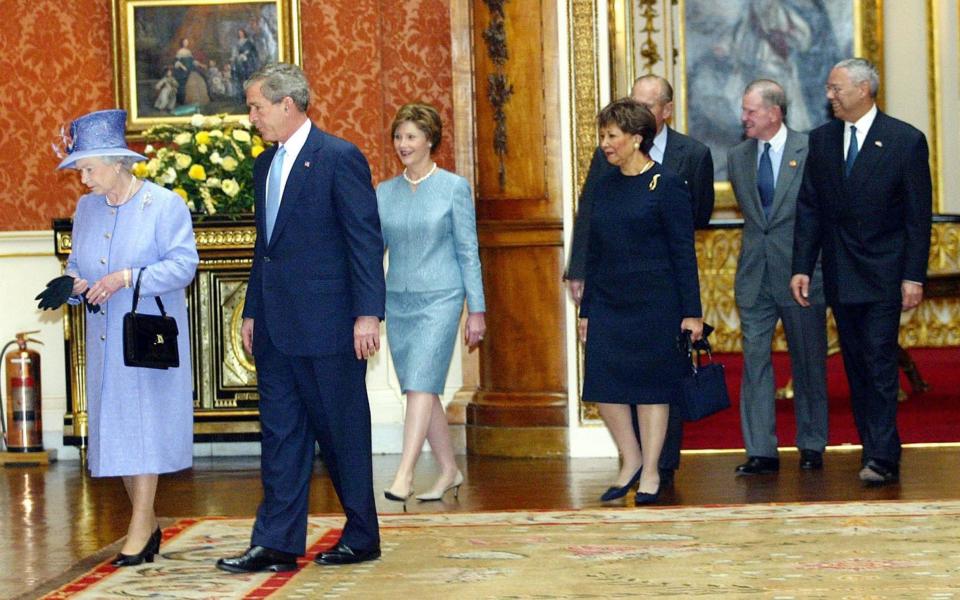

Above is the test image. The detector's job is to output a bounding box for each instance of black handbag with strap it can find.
[677,329,730,422]
[122,268,180,370]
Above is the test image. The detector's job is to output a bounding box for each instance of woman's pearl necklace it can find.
[108,176,139,207]
[403,162,437,185]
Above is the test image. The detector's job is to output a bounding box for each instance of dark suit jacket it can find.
[243,125,386,356]
[566,127,714,279]
[792,111,932,305]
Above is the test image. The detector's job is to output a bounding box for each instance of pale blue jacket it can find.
[376,169,485,312]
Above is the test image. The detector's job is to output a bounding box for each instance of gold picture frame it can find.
[111,0,301,135]
[607,0,884,211]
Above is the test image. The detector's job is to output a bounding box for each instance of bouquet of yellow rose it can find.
[134,113,266,215]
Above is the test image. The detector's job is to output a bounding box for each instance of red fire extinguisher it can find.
[1,331,44,453]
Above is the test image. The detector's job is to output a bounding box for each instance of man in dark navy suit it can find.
[566,74,714,487]
[218,63,386,572]
[791,58,932,485]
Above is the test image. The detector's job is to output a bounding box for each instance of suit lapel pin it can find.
[874,140,883,148]
[788,160,798,168]
[304,161,311,168]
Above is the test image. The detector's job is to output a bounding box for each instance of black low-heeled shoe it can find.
[634,486,661,506]
[600,468,643,502]
[111,527,162,567]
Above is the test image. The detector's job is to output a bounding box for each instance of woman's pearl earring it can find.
[633,142,640,150]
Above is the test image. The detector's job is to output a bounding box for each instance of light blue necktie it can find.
[757,142,775,221]
[844,125,858,177]
[264,145,286,241]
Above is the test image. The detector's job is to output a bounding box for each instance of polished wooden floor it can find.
[4,446,960,597]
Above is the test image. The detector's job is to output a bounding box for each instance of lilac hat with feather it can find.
[56,109,146,170]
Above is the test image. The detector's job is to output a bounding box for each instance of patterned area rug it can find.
[42,501,960,599]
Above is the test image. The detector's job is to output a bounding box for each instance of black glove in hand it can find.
[35,275,76,310]
[82,291,101,314]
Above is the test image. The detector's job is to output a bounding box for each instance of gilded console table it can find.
[53,216,260,451]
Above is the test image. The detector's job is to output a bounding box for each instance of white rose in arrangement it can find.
[190,113,206,127]
[161,167,177,185]
[209,152,223,165]
[204,115,223,128]
[174,153,193,169]
[173,132,192,146]
[206,177,222,189]
[232,129,251,143]
[221,156,239,172]
[221,178,241,197]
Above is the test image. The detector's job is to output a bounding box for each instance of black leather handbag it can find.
[677,330,730,422]
[122,268,180,370]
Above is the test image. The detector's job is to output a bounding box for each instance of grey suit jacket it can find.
[728,128,823,308]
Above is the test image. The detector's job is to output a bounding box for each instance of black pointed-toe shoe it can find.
[599,468,643,502]
[734,456,780,475]
[314,541,381,566]
[799,449,824,470]
[111,527,162,567]
[216,545,298,573]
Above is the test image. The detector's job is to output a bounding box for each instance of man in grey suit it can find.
[567,74,714,485]
[728,80,828,475]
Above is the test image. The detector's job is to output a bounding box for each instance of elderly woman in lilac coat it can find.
[58,109,198,566]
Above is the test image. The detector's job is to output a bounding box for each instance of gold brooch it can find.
[789,160,798,168]
[649,174,661,191]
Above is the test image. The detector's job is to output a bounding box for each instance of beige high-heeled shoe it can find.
[416,470,464,502]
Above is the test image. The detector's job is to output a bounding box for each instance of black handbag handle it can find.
[681,330,714,374]
[131,268,166,317]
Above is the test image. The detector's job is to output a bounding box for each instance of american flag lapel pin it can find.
[874,140,883,148]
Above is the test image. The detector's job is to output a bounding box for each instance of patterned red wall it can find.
[0,0,454,231]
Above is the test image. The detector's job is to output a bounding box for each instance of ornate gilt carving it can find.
[637,0,660,72]
[481,0,513,190]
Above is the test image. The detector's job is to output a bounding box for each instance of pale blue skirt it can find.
[386,289,464,394]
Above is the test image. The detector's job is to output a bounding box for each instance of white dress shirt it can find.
[266,118,312,207]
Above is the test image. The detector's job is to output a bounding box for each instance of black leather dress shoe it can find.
[799,449,823,470]
[216,545,298,573]
[735,456,780,475]
[859,459,899,485]
[315,541,381,565]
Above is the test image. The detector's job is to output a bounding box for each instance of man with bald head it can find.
[791,58,932,485]
[728,79,827,476]
[566,74,714,486]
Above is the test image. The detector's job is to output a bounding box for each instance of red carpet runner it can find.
[683,347,960,449]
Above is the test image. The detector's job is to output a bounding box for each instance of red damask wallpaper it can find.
[0,0,454,231]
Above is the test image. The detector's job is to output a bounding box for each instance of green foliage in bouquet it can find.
[134,114,266,215]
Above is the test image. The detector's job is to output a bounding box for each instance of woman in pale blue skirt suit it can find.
[56,110,198,565]
[378,103,485,504]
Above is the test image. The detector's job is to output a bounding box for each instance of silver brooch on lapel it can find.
[874,140,883,148]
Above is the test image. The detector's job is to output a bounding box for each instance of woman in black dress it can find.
[579,98,703,505]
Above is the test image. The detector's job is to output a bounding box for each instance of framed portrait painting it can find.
[112,0,301,135]
[608,0,883,208]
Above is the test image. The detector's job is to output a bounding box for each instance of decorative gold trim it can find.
[194,227,257,249]
[927,0,943,212]
[570,0,601,424]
